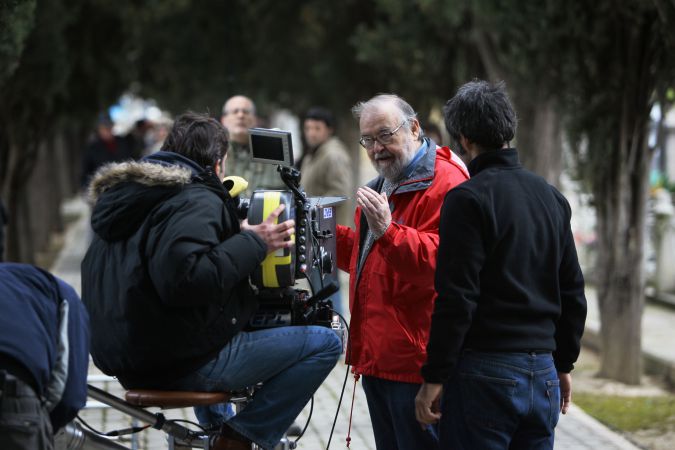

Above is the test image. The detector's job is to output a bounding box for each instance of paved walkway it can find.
[52,197,646,449]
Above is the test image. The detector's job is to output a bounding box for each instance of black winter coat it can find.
[81,152,267,388]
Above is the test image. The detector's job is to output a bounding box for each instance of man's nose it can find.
[372,139,386,153]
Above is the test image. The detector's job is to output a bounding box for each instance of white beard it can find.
[372,136,416,181]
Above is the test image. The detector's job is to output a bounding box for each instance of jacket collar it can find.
[144,151,228,197]
[468,148,521,177]
[143,151,206,177]
[365,137,436,195]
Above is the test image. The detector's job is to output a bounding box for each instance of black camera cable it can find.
[76,413,151,437]
[326,310,351,450]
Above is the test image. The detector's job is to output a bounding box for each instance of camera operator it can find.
[81,112,342,450]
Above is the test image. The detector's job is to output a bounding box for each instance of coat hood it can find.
[87,152,204,242]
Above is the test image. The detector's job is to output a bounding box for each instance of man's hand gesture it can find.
[356,186,391,239]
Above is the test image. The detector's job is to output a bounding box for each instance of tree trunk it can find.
[594,115,651,383]
[513,95,563,186]
[472,29,563,185]
[592,11,657,384]
[2,124,41,263]
[595,191,646,384]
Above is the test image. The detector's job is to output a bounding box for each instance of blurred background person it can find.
[144,116,174,156]
[124,118,153,159]
[220,95,284,195]
[80,112,134,188]
[301,106,354,227]
[300,106,354,317]
[420,121,443,147]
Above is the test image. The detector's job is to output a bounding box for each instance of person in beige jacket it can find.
[300,107,354,227]
[300,107,353,316]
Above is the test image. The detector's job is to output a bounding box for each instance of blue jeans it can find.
[361,375,439,450]
[169,326,342,450]
[440,351,560,449]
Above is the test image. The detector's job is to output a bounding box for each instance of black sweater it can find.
[421,149,587,383]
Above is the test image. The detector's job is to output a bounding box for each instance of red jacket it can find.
[337,144,469,383]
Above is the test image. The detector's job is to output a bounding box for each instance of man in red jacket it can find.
[336,94,469,449]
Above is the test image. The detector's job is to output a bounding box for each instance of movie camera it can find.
[233,128,345,333]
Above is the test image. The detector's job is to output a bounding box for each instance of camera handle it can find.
[278,166,303,194]
[302,281,339,323]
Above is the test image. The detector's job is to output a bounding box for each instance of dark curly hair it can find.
[443,80,517,152]
[160,111,229,169]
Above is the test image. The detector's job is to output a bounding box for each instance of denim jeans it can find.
[169,326,342,450]
[361,375,439,450]
[440,351,560,449]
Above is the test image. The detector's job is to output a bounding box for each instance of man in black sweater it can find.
[415,80,587,449]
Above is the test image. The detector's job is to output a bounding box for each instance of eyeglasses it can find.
[359,121,407,149]
[224,108,253,116]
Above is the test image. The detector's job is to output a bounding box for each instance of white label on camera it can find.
[323,208,333,219]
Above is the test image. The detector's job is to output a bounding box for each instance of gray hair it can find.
[221,95,257,116]
[352,94,418,133]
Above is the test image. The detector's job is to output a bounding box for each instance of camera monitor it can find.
[249,128,294,167]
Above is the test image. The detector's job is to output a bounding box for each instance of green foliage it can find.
[667,88,675,102]
[510,0,675,189]
[132,0,379,117]
[59,0,142,122]
[0,0,36,84]
[2,0,71,129]
[575,393,675,432]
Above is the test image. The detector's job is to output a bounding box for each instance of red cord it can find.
[346,373,361,448]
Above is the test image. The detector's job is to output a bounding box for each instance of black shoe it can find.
[211,423,252,450]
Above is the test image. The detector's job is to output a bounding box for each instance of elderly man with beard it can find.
[336,94,469,450]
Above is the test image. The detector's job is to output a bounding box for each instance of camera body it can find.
[240,128,345,337]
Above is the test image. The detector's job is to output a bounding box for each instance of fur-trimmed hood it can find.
[87,160,192,204]
[87,151,207,242]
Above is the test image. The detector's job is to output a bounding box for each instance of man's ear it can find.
[216,153,229,176]
[410,119,421,140]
